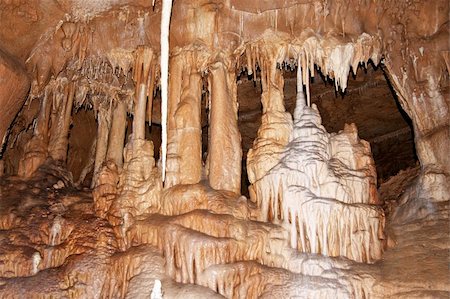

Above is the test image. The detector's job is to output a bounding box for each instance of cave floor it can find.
[0,167,448,298]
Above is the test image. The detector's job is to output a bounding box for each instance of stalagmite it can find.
[247,39,293,193]
[165,54,184,188]
[151,279,163,299]
[160,0,174,182]
[176,62,202,184]
[295,56,305,113]
[76,139,96,186]
[208,59,242,194]
[93,160,120,218]
[251,89,385,262]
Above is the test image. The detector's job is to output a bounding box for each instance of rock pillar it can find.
[165,52,203,187]
[208,60,242,194]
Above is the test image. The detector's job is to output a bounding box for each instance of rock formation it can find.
[251,84,384,262]
[0,0,448,298]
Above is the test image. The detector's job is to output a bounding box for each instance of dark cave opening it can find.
[237,63,418,196]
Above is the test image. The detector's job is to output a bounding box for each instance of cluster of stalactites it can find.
[18,76,76,177]
[92,46,163,249]
[18,59,135,179]
[134,46,159,125]
[20,43,161,175]
[244,30,382,100]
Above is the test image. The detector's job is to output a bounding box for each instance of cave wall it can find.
[0,48,30,150]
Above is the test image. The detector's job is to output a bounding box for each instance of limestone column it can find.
[48,81,75,162]
[164,52,203,187]
[246,43,293,199]
[106,100,127,167]
[176,67,202,184]
[92,100,111,188]
[208,60,242,194]
[164,54,183,187]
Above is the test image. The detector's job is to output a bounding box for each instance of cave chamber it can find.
[0,0,448,298]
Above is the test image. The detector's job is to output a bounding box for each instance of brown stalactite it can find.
[18,86,52,177]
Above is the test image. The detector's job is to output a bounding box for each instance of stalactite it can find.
[146,65,157,123]
[160,0,174,183]
[133,47,155,100]
[305,63,311,107]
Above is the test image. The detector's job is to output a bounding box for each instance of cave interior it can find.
[0,0,448,298]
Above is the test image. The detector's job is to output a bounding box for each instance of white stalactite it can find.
[295,57,305,119]
[161,0,173,183]
[305,65,311,107]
